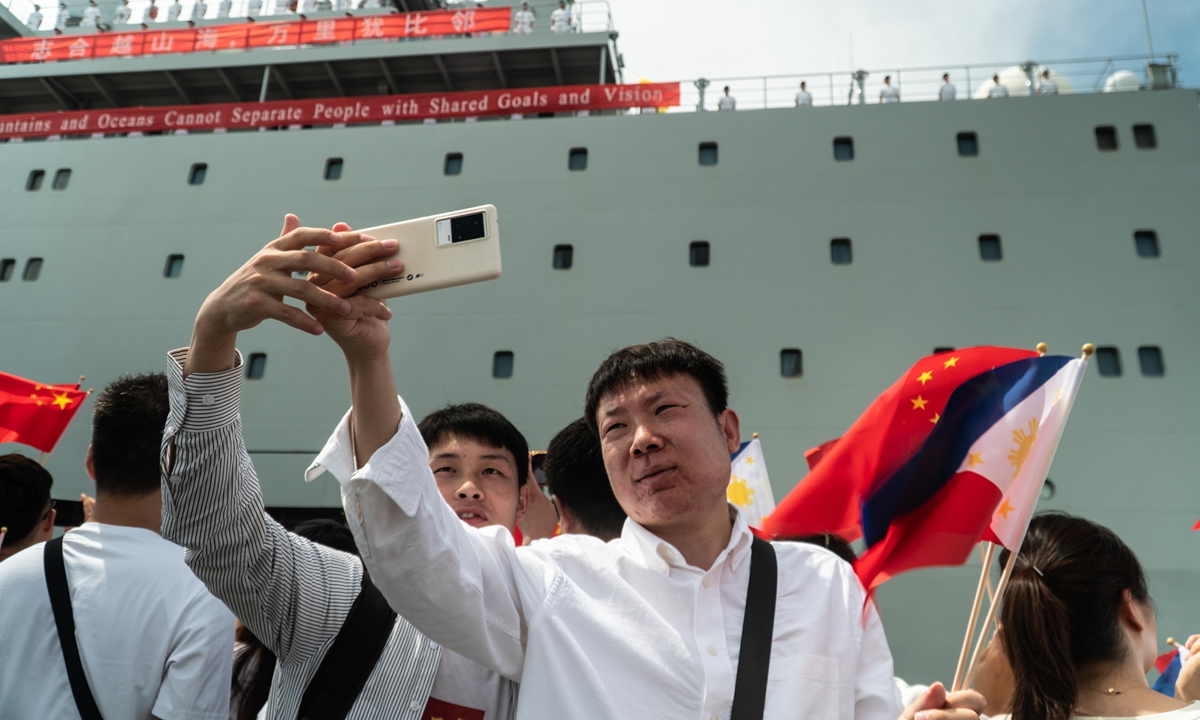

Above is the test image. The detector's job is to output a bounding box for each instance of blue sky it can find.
[607,0,1199,91]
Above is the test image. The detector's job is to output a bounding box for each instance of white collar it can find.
[620,504,754,575]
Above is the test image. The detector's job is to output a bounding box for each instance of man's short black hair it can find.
[584,339,729,435]
[418,403,529,486]
[544,418,627,541]
[0,454,53,549]
[293,518,358,556]
[91,372,169,496]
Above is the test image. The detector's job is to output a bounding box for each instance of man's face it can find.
[596,374,739,533]
[429,435,528,534]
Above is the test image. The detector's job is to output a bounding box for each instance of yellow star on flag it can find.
[911,395,928,410]
[996,498,1015,520]
[744,456,754,465]
[930,412,940,424]
[967,451,985,469]
[51,392,73,410]
[917,371,933,385]
[944,356,960,369]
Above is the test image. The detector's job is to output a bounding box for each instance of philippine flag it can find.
[728,438,776,529]
[763,347,1087,591]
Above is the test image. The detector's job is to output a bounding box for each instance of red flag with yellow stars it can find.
[0,371,90,453]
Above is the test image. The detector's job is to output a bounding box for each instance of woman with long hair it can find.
[991,512,1199,720]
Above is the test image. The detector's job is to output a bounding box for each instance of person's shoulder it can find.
[0,541,49,585]
[772,540,862,594]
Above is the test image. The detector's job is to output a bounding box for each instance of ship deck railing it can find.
[680,53,1182,112]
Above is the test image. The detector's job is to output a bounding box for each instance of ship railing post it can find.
[598,44,606,84]
[762,76,767,109]
[965,65,971,99]
[828,73,833,106]
[259,65,270,102]
[694,77,709,112]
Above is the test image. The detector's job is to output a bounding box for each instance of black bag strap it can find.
[297,569,399,720]
[44,536,105,720]
[730,535,778,720]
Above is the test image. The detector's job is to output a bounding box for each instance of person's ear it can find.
[515,482,530,524]
[553,495,576,535]
[42,507,56,533]
[719,408,741,454]
[84,444,96,481]
[1118,589,1147,633]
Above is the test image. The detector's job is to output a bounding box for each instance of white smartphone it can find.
[354,205,501,299]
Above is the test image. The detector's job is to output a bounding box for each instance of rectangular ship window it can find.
[1095,126,1118,150]
[933,346,955,354]
[247,353,268,380]
[689,241,710,267]
[188,163,207,185]
[1137,346,1164,377]
[52,169,71,190]
[553,245,573,269]
[698,142,718,166]
[1133,124,1156,149]
[23,258,43,281]
[568,148,588,171]
[833,137,854,161]
[1095,347,1121,377]
[957,132,979,156]
[324,158,343,180]
[444,153,463,176]
[0,259,14,281]
[830,238,852,265]
[978,234,1002,261]
[1134,230,1159,258]
[164,254,185,278]
[26,170,45,191]
[493,351,514,379]
[780,349,803,378]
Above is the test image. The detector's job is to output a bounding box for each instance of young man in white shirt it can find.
[113,0,132,24]
[550,0,569,33]
[0,373,235,720]
[54,3,70,31]
[987,75,1008,98]
[717,85,736,110]
[938,73,956,101]
[879,75,900,103]
[0,454,56,561]
[191,0,207,20]
[25,5,43,30]
[80,0,101,26]
[216,0,230,17]
[201,223,985,720]
[513,1,533,34]
[1037,69,1058,96]
[795,80,813,107]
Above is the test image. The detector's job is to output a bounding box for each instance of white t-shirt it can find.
[879,84,900,103]
[26,10,42,28]
[114,4,131,22]
[217,0,230,16]
[988,82,1009,98]
[717,94,736,110]
[55,7,70,29]
[191,0,206,19]
[795,89,813,106]
[167,1,181,20]
[989,702,1200,720]
[1039,79,1058,95]
[513,9,533,34]
[939,82,957,100]
[0,524,235,720]
[80,5,100,25]
[550,7,570,32]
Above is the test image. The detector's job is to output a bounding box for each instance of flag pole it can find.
[964,545,1020,687]
[981,543,995,602]
[952,541,996,690]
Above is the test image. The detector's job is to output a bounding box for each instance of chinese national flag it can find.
[0,371,90,453]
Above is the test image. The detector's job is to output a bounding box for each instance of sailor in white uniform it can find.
[216,0,230,16]
[938,73,956,101]
[879,75,900,103]
[717,85,736,111]
[25,5,43,30]
[191,0,207,20]
[80,0,101,26]
[550,1,570,33]
[54,3,70,31]
[987,74,1009,98]
[166,0,182,21]
[513,1,533,34]
[246,0,261,16]
[794,80,813,107]
[1038,69,1058,96]
[113,0,132,24]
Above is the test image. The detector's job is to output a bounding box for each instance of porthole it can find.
[51,169,71,190]
[493,351,513,378]
[568,147,588,171]
[444,153,463,176]
[1095,347,1121,377]
[698,142,718,166]
[957,132,979,156]
[978,234,1002,261]
[0,259,14,281]
[833,137,854,161]
[164,254,185,278]
[780,349,803,378]
[324,158,343,180]
[552,245,573,269]
[1095,126,1118,150]
[1137,346,1164,377]
[188,163,207,185]
[247,353,268,379]
[1134,230,1159,258]
[830,238,852,265]
[1133,124,1156,149]
[689,241,710,267]
[26,170,45,191]
[23,258,43,281]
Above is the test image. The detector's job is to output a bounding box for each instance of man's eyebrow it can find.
[431,452,461,462]
[601,390,667,418]
[478,453,513,466]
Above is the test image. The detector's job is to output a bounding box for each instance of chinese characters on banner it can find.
[0,6,510,64]
[0,83,681,139]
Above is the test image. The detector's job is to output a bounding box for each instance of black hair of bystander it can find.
[544,418,627,541]
[90,373,169,496]
[0,454,53,549]
[418,403,529,487]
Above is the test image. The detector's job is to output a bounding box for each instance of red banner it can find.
[0,82,680,139]
[0,6,511,64]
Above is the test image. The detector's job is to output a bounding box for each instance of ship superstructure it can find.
[1,0,1197,683]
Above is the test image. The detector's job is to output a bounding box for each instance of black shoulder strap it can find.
[730,535,778,720]
[43,536,105,720]
[297,569,399,720]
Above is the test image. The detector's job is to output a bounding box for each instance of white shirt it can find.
[246,0,261,14]
[1038,78,1058,96]
[55,7,69,29]
[879,84,900,103]
[939,82,956,101]
[26,10,42,29]
[311,398,902,720]
[113,3,131,22]
[550,7,569,32]
[191,0,206,19]
[988,82,1009,98]
[717,94,736,110]
[989,702,1200,720]
[0,523,235,720]
[216,0,230,15]
[513,9,533,34]
[795,89,813,106]
[167,1,181,20]
[80,5,100,25]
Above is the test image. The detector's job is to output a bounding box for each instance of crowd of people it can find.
[0,218,1197,720]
